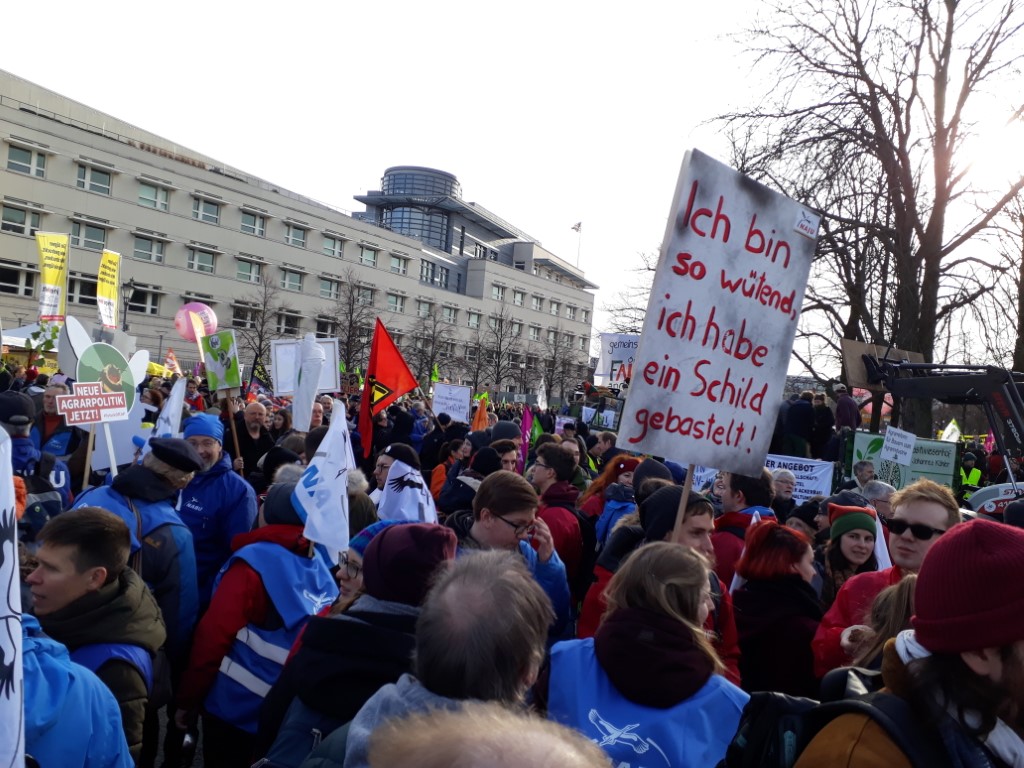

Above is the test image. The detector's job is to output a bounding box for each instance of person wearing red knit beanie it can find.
[797,519,1024,767]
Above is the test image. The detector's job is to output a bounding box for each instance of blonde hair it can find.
[890,478,961,529]
[141,452,195,489]
[603,542,723,673]
[368,701,609,768]
[852,574,917,668]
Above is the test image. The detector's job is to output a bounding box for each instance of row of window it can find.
[490,284,590,323]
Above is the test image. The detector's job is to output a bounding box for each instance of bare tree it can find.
[403,302,457,389]
[722,0,1024,435]
[232,277,291,372]
[456,325,489,393]
[324,267,378,372]
[539,324,588,404]
[600,251,658,334]
[481,302,522,394]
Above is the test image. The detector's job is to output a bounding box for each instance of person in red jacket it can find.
[578,485,742,686]
[531,443,583,582]
[710,469,776,587]
[811,478,961,676]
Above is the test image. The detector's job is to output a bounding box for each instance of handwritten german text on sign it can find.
[880,426,917,466]
[617,150,819,475]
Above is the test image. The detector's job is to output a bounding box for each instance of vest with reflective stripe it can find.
[70,642,154,694]
[547,638,748,768]
[203,541,338,733]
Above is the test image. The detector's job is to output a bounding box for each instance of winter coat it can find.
[12,435,72,510]
[37,569,166,761]
[30,412,85,459]
[176,525,335,717]
[72,465,198,667]
[254,595,418,762]
[444,509,572,639]
[341,674,461,768]
[436,466,483,514]
[429,457,454,501]
[178,454,258,608]
[812,565,905,677]
[536,481,583,580]
[835,392,862,430]
[711,507,777,587]
[732,575,823,697]
[545,608,748,768]
[22,615,133,768]
[594,483,636,547]
[576,526,743,686]
[795,640,1004,768]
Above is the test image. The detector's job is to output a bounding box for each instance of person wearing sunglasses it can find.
[812,478,961,676]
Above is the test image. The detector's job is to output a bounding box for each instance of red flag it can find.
[359,319,419,458]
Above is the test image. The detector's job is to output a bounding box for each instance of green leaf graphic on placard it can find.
[866,437,884,456]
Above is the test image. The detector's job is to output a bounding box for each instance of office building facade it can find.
[0,70,596,400]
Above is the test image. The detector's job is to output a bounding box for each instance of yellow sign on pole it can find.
[35,232,69,323]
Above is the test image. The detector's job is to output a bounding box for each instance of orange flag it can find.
[471,391,490,431]
[359,318,419,458]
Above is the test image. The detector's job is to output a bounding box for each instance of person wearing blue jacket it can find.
[1,390,72,515]
[180,413,258,609]
[443,470,572,639]
[71,438,201,670]
[21,614,133,768]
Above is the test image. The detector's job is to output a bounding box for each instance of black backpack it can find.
[717,687,952,768]
[15,452,63,543]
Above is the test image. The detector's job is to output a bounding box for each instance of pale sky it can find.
[1,0,762,355]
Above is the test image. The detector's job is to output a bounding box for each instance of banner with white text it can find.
[618,150,819,475]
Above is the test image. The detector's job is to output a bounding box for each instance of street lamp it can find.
[121,278,136,332]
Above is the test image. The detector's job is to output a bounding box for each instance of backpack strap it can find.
[126,497,144,576]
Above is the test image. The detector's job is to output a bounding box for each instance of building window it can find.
[68,277,98,306]
[549,301,561,316]
[241,211,266,237]
[187,248,217,274]
[138,183,169,211]
[276,312,301,336]
[531,295,543,312]
[529,325,540,342]
[547,329,557,344]
[442,306,457,324]
[236,260,261,283]
[491,284,506,301]
[420,260,435,283]
[133,236,165,263]
[285,224,307,247]
[280,269,303,292]
[1,205,40,236]
[320,278,340,300]
[582,309,590,323]
[356,325,373,345]
[416,300,432,318]
[473,243,486,259]
[387,293,406,313]
[565,333,575,348]
[316,317,338,337]
[465,346,478,362]
[437,266,450,290]
[77,165,112,195]
[356,287,375,306]
[359,246,377,267]
[127,287,160,315]
[566,305,577,320]
[511,321,522,337]
[323,236,344,258]
[7,145,45,177]
[232,305,258,329]
[513,289,525,307]
[192,198,221,224]
[0,261,34,296]
[71,222,106,251]
[578,336,587,352]
[467,311,481,329]
[389,255,408,275]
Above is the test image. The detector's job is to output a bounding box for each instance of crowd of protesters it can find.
[5,363,1024,767]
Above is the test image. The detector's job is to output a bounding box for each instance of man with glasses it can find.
[444,471,571,638]
[862,479,896,520]
[812,478,961,676]
[531,443,584,588]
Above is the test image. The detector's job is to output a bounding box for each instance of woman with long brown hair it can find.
[543,542,748,767]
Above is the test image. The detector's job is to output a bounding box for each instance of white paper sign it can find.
[880,425,916,466]
[594,333,640,385]
[270,338,340,396]
[432,382,473,422]
[617,149,818,475]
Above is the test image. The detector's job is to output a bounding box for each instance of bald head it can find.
[243,402,267,433]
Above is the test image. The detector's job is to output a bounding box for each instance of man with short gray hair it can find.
[340,550,555,768]
[862,479,897,520]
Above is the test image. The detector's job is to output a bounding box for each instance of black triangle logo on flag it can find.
[369,376,392,407]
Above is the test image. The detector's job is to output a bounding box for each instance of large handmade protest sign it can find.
[618,150,819,475]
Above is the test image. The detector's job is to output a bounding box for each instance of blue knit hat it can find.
[183,413,224,443]
[349,519,405,557]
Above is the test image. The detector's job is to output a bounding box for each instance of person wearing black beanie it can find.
[175,480,338,766]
